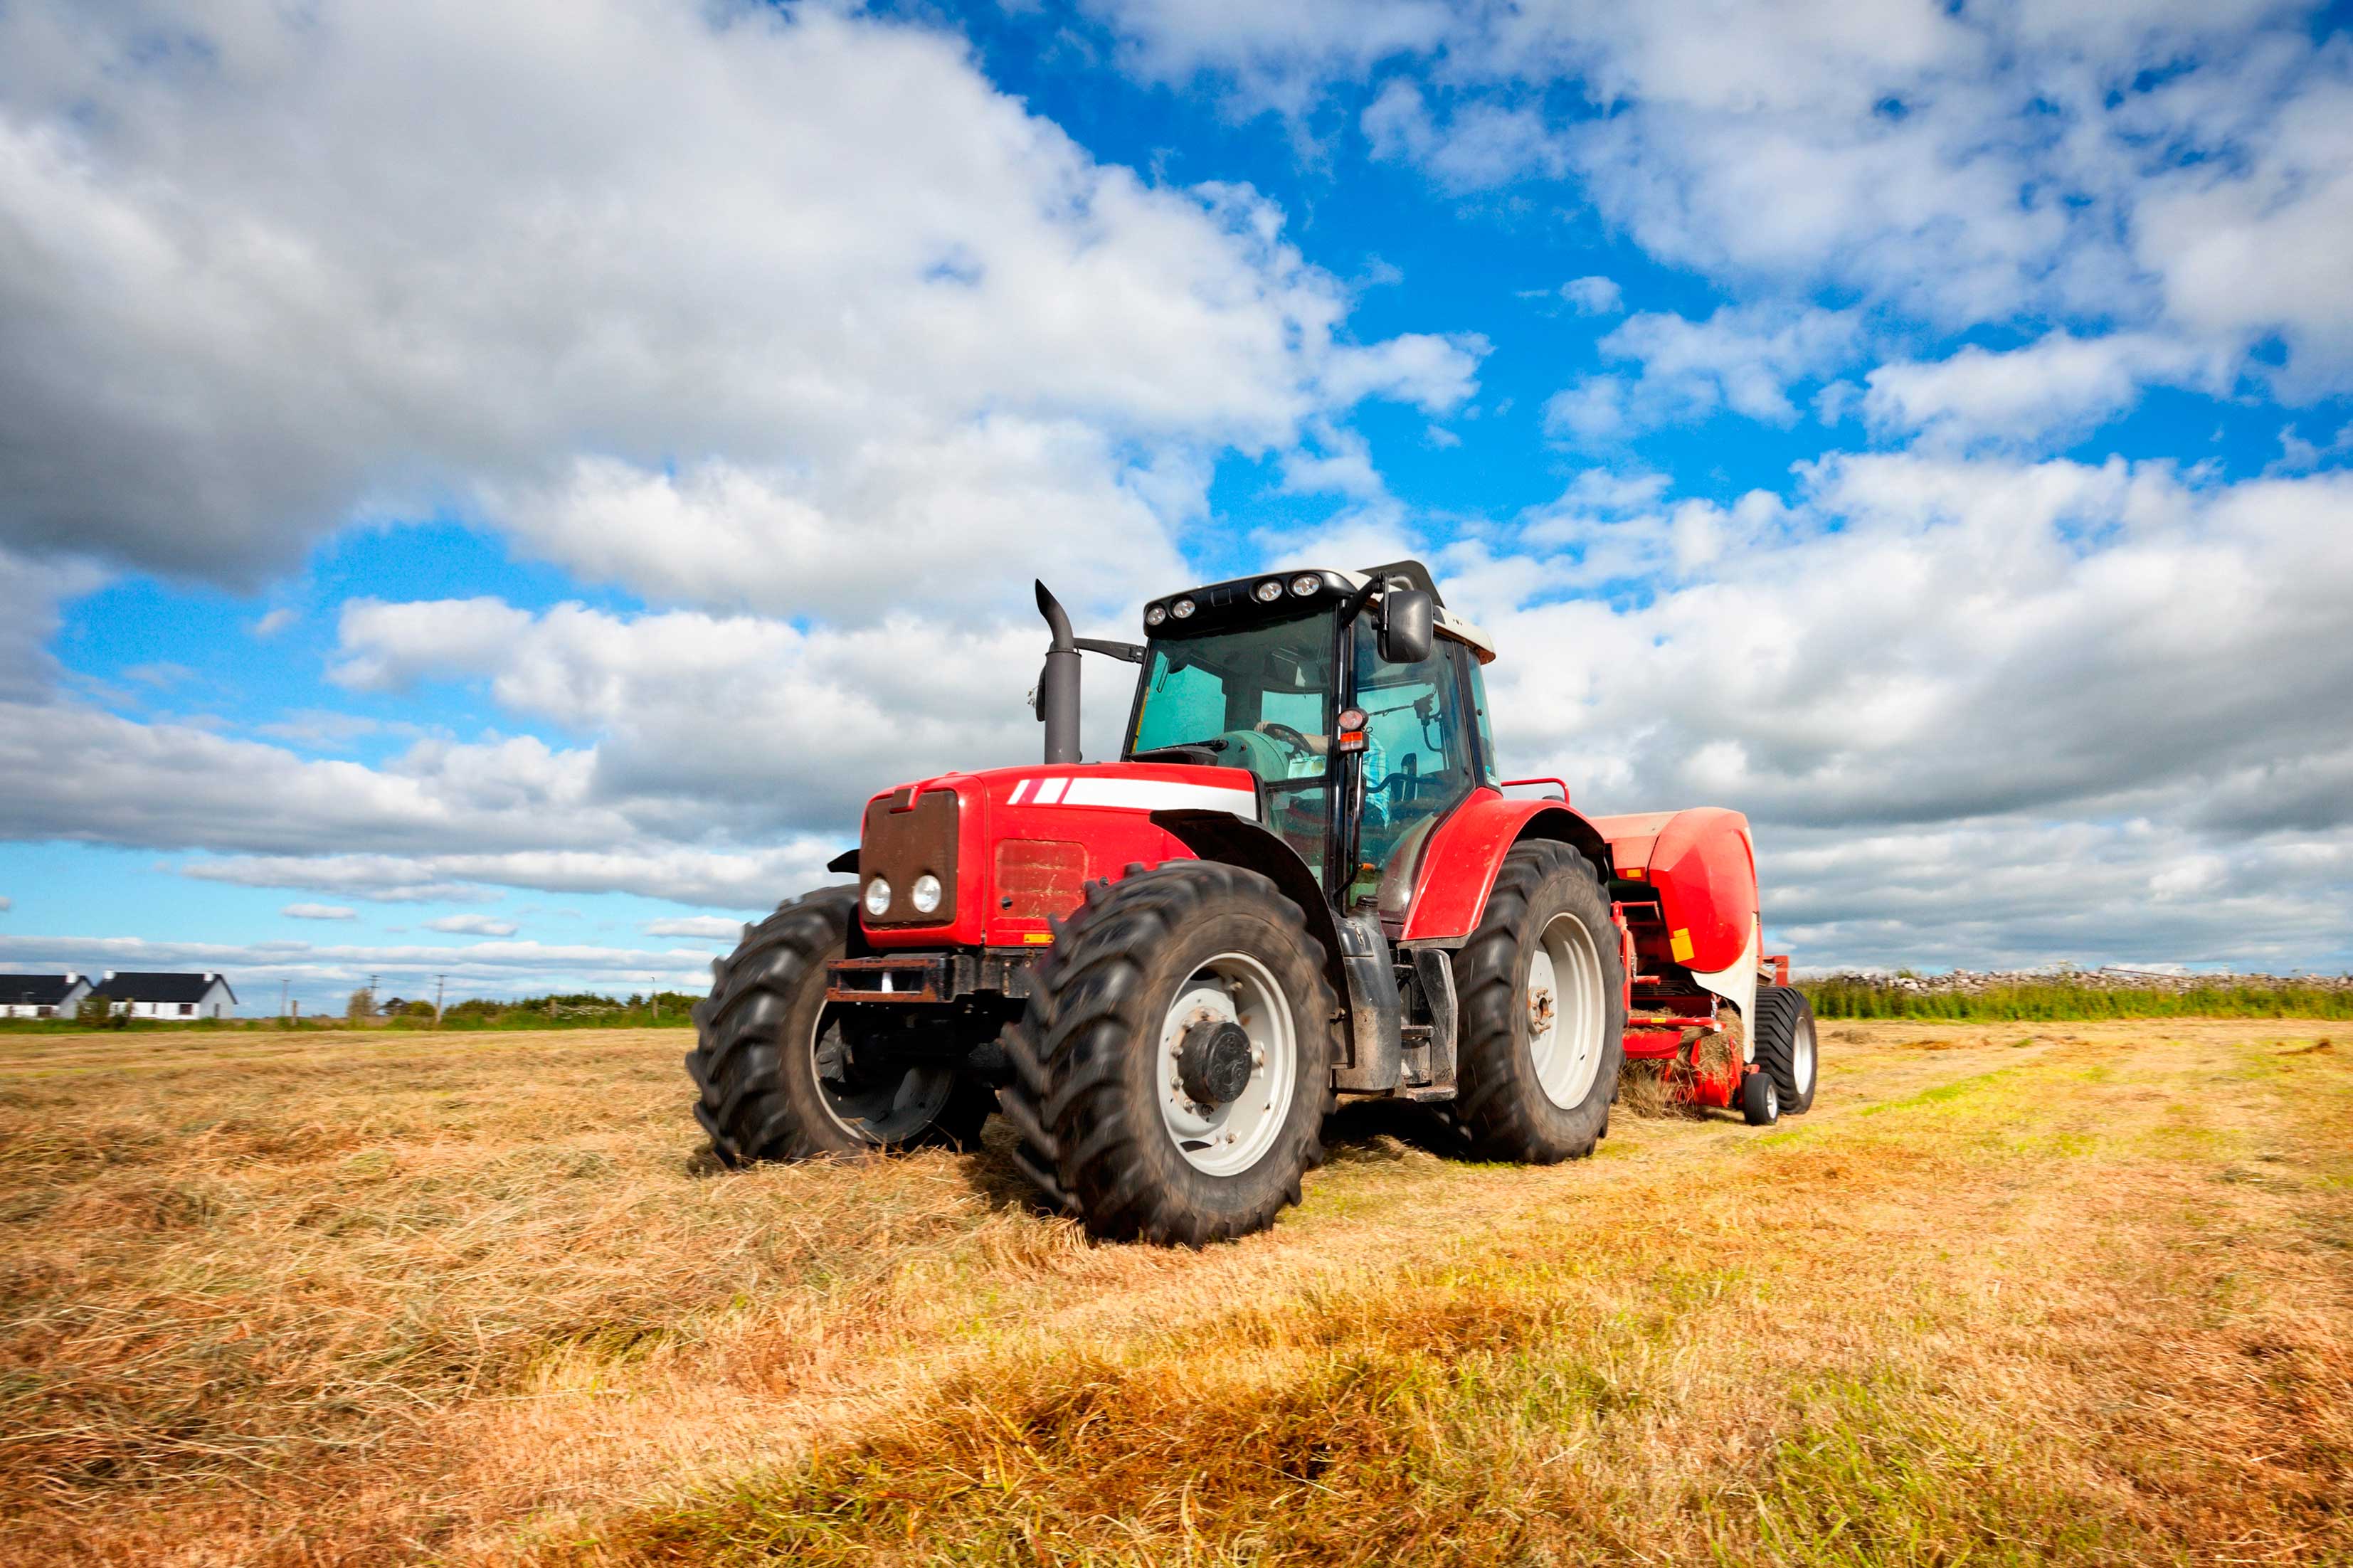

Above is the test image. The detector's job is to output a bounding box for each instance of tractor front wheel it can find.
[686,888,990,1164]
[998,862,1337,1246]
[1450,841,1625,1162]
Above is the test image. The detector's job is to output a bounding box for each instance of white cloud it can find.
[0,0,1452,610]
[2128,53,2353,396]
[1546,305,1861,441]
[179,846,840,911]
[0,549,102,704]
[489,443,1186,625]
[1861,332,2224,449]
[281,903,356,921]
[1279,426,1387,502]
[2274,420,2353,475]
[1479,455,2353,827]
[1091,0,2353,392]
[644,916,746,940]
[1362,80,1572,191]
[1424,454,2353,968]
[0,896,11,913]
[1319,332,1489,415]
[328,596,1109,830]
[1082,0,1455,113]
[251,608,299,638]
[1560,277,1624,314]
[425,914,519,938]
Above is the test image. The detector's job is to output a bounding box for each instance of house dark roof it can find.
[90,972,238,1005]
[0,974,85,1007]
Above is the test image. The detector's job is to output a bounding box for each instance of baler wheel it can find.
[1449,840,1625,1162]
[998,862,1336,1246]
[685,887,991,1165]
[1741,1068,1780,1126]
[1751,982,1819,1115]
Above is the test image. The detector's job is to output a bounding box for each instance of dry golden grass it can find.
[4,1020,2348,1564]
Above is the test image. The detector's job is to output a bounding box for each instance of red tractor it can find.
[687,561,1817,1244]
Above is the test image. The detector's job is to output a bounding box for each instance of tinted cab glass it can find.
[1128,609,1336,881]
[1349,634,1478,906]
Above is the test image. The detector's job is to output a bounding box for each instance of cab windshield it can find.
[1127,609,1336,880]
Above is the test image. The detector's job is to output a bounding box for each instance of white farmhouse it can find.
[92,971,238,1020]
[0,973,92,1018]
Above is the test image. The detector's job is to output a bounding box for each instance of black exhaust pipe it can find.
[1034,579,1081,764]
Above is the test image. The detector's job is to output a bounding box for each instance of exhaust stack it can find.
[1034,580,1081,764]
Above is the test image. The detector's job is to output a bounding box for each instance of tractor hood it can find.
[852,761,1256,950]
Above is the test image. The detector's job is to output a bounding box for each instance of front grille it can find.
[859,787,959,925]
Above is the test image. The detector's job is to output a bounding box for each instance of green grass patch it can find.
[1803,977,2353,1022]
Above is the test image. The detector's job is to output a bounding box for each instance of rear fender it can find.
[1395,790,1613,944]
[1148,810,1358,1060]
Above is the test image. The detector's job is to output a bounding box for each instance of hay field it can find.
[3,1019,2347,1564]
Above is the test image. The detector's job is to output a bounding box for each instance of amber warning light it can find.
[1335,707,1368,754]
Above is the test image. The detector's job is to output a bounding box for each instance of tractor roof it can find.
[1142,558,1498,664]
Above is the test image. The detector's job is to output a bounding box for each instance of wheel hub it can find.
[1177,1019,1254,1107]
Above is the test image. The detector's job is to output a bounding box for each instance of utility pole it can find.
[434,974,445,1027]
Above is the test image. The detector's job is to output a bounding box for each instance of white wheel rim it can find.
[1156,951,1296,1177]
[809,1005,955,1144]
[1792,1015,1816,1097]
[1527,911,1607,1110]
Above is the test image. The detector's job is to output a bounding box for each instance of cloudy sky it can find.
[3,0,2350,1007]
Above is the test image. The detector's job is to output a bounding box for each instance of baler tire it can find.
[1003,862,1337,1246]
[685,887,988,1165]
[1742,1069,1780,1125]
[1448,841,1625,1163]
[1752,983,1819,1115]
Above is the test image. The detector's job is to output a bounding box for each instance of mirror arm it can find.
[1074,637,1145,664]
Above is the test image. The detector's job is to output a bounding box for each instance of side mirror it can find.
[1378,589,1434,664]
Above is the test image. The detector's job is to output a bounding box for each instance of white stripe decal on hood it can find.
[1056,777,1257,819]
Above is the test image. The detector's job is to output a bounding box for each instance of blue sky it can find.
[3,0,2351,1008]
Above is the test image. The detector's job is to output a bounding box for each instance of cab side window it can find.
[1350,637,1477,901]
[1466,659,1499,784]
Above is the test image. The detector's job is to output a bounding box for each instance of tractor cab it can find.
[1121,563,1499,911]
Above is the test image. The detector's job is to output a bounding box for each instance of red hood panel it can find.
[856,761,1256,949]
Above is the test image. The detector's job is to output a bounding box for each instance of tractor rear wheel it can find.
[998,862,1337,1246]
[1752,982,1818,1115]
[1450,840,1625,1162]
[686,887,991,1165]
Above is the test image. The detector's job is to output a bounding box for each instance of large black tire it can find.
[685,887,990,1165]
[1751,982,1818,1115]
[998,862,1338,1246]
[1449,841,1626,1162]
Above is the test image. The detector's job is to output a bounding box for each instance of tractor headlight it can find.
[1170,598,1195,619]
[909,874,943,916]
[863,877,892,918]
[1254,578,1284,603]
[1145,604,1167,627]
[1290,573,1321,597]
